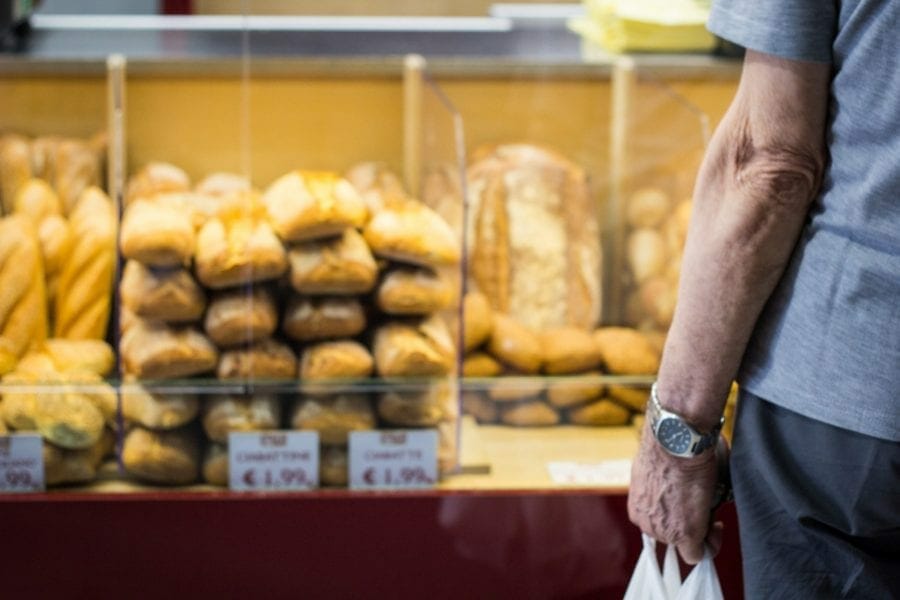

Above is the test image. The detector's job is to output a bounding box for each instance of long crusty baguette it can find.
[0,214,47,360]
[54,187,116,340]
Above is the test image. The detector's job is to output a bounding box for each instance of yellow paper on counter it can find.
[570,0,716,54]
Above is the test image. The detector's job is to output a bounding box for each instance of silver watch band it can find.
[649,382,724,458]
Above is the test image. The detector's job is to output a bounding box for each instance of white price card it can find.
[547,460,632,487]
[349,430,438,490]
[0,434,45,493]
[228,431,319,492]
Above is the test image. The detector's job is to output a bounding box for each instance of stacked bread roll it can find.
[119,163,462,487]
[461,290,662,427]
[622,187,691,333]
[0,340,117,485]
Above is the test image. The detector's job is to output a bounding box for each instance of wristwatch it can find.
[648,382,723,458]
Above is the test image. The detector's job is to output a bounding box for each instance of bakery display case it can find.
[0,7,747,597]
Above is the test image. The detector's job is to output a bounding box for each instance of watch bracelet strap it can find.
[651,382,724,456]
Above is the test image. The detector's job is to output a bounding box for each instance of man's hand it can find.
[628,423,724,564]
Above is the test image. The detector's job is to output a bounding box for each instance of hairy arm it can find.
[628,50,831,563]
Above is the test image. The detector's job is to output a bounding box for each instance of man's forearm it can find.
[655,52,831,432]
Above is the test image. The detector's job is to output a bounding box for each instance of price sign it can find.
[228,431,319,492]
[0,434,45,493]
[546,460,632,487]
[348,430,438,490]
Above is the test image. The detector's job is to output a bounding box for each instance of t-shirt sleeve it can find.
[708,0,837,63]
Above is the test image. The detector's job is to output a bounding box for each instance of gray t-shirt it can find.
[708,0,900,441]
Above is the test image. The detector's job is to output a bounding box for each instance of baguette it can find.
[0,214,47,358]
[54,187,116,340]
[0,134,33,215]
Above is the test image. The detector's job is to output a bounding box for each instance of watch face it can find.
[657,418,692,455]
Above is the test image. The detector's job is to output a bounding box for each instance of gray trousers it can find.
[731,390,900,599]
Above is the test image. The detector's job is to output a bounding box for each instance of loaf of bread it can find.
[592,327,660,375]
[627,228,667,284]
[607,385,650,413]
[120,381,200,430]
[120,260,206,323]
[462,391,498,423]
[500,401,559,427]
[122,426,200,485]
[202,443,229,486]
[290,394,375,444]
[13,177,62,222]
[344,162,408,213]
[13,179,70,303]
[202,395,281,443]
[288,228,378,295]
[377,383,458,427]
[204,287,278,348]
[488,376,545,402]
[195,172,251,197]
[540,327,602,375]
[121,320,218,379]
[363,199,460,267]
[33,385,106,449]
[546,372,604,408]
[299,340,374,381]
[462,291,493,352]
[626,187,671,229]
[283,296,366,342]
[52,138,103,216]
[467,143,601,330]
[376,266,454,315]
[0,214,47,359]
[568,399,631,426]
[217,339,297,380]
[373,316,456,377]
[0,134,32,215]
[462,352,503,377]
[125,162,191,205]
[486,314,542,374]
[43,339,115,376]
[320,445,349,487]
[195,198,288,289]
[43,428,114,486]
[263,170,368,242]
[120,199,195,267]
[54,187,116,340]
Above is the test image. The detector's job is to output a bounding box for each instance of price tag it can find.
[348,430,438,490]
[547,460,632,487]
[0,434,45,493]
[228,431,319,492]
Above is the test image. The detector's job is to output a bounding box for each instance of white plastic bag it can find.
[623,534,724,600]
